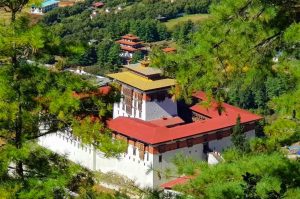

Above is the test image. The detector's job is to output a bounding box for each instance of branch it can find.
[26,129,62,140]
[255,32,282,49]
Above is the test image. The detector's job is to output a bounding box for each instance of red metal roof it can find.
[120,46,138,52]
[163,47,176,53]
[160,176,192,189]
[73,86,111,99]
[149,116,185,127]
[116,40,141,46]
[122,34,139,40]
[108,92,262,145]
[93,2,104,7]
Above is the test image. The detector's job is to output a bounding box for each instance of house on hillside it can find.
[92,2,104,8]
[163,47,176,53]
[31,0,59,15]
[38,62,262,188]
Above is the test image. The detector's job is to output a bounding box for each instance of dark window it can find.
[203,142,210,153]
[159,155,162,163]
[133,147,136,155]
[187,139,194,147]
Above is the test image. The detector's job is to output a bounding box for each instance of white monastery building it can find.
[39,61,262,189]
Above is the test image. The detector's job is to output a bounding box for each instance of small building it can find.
[156,15,167,22]
[92,2,104,8]
[116,34,147,61]
[162,47,177,54]
[31,0,59,15]
[90,10,98,20]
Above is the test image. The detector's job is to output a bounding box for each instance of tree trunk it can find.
[11,11,16,23]
[15,103,24,179]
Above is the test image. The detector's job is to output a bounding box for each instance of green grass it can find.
[164,13,211,30]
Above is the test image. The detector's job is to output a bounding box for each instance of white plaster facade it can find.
[38,129,255,188]
[113,87,177,121]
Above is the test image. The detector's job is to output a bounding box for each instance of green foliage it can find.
[151,1,300,198]
[264,119,299,145]
[175,153,300,199]
[0,8,126,197]
[172,20,194,44]
[231,115,248,152]
[37,0,210,70]
[131,50,144,63]
[151,0,299,113]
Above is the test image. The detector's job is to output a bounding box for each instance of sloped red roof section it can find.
[162,47,176,53]
[73,86,111,99]
[93,2,104,7]
[120,46,138,52]
[122,34,139,40]
[160,176,193,189]
[149,117,185,127]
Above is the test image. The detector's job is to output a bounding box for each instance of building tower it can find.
[107,61,177,121]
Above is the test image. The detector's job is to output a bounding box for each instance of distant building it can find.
[116,34,147,61]
[31,0,59,15]
[92,2,105,8]
[90,10,98,20]
[162,47,177,53]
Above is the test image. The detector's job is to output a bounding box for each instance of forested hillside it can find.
[36,0,210,72]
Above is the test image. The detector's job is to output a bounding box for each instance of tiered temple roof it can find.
[117,34,145,53]
[107,61,176,91]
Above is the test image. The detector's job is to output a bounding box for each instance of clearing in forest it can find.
[164,13,210,30]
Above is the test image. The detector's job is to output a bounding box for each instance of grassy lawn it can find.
[164,13,211,30]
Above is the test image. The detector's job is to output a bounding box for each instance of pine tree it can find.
[232,115,247,152]
[0,2,126,197]
[131,50,144,64]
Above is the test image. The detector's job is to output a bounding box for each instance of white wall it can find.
[113,98,145,120]
[152,143,204,186]
[38,129,256,189]
[145,98,177,121]
[39,133,155,188]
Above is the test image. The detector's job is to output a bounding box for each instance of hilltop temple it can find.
[39,62,262,188]
[116,34,147,61]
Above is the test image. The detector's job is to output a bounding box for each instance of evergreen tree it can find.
[0,2,126,197]
[131,50,144,64]
[80,46,98,66]
[108,43,122,67]
[232,115,247,152]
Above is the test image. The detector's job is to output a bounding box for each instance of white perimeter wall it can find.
[38,129,256,189]
[38,132,155,188]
